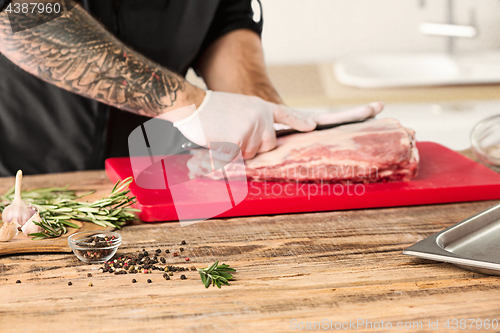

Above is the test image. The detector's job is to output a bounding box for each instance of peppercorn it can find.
[87,273,92,277]
[16,280,21,284]
[185,257,189,261]
[181,240,186,245]
[165,249,170,254]
[68,281,72,286]
[147,279,152,283]
[190,266,197,271]
[173,252,178,257]
[180,275,186,280]
[160,257,166,264]
[155,249,161,254]
[165,275,170,280]
[132,279,137,283]
[143,251,148,256]
[179,247,184,252]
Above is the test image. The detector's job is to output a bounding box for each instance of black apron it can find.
[0,0,262,176]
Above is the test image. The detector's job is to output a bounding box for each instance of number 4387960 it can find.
[444,319,498,330]
[5,2,61,14]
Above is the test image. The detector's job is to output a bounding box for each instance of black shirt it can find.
[0,0,262,176]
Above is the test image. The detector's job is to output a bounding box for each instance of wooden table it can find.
[1,166,500,333]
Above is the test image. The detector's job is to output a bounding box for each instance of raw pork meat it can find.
[187,118,419,183]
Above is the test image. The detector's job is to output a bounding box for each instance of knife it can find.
[181,119,369,151]
[274,119,365,137]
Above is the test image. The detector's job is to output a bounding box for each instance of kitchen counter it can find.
[1,156,500,332]
[267,63,500,107]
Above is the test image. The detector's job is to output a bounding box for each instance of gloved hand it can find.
[171,91,316,160]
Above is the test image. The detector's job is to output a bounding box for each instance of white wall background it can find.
[260,0,500,65]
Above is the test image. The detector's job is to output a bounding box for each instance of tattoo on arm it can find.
[0,2,188,117]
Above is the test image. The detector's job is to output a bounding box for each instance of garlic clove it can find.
[21,211,43,236]
[2,170,36,227]
[0,218,20,242]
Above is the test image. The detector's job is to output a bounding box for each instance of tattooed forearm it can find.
[0,2,200,116]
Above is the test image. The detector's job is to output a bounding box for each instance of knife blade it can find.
[181,119,368,151]
[274,120,365,137]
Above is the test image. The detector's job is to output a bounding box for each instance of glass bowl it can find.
[471,114,500,168]
[68,231,122,264]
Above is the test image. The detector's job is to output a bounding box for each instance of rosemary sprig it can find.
[198,261,236,288]
[0,177,139,239]
[28,219,68,240]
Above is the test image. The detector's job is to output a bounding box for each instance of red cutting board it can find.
[105,142,500,222]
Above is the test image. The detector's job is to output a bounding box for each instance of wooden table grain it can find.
[1,165,500,333]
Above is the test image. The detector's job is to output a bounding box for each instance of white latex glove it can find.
[171,91,316,160]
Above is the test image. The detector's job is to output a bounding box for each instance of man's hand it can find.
[169,91,316,160]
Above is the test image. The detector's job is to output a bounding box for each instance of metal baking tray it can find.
[403,202,500,275]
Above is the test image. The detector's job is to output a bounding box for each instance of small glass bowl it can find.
[68,231,122,264]
[471,114,500,168]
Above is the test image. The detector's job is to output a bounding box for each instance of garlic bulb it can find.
[21,211,43,236]
[2,170,36,227]
[0,218,20,242]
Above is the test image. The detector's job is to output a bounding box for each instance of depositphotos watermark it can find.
[247,162,379,183]
[290,318,500,330]
[128,104,375,225]
[290,318,424,330]
[249,180,367,200]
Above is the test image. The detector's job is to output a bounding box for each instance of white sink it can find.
[334,52,500,88]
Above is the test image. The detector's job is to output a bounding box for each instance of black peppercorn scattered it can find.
[132,279,137,283]
[143,251,148,256]
[87,273,92,278]
[180,240,186,245]
[165,275,170,280]
[190,266,197,271]
[180,275,186,280]
[147,279,152,283]
[155,249,161,254]
[68,281,72,286]
[179,247,184,252]
[165,249,170,254]
[16,280,21,284]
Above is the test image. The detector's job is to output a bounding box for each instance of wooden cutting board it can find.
[0,221,112,256]
[0,171,120,257]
